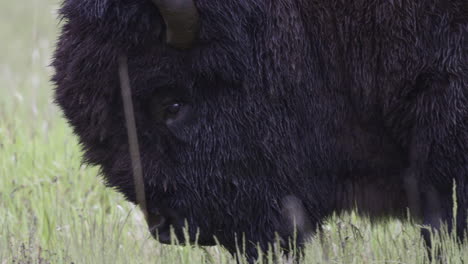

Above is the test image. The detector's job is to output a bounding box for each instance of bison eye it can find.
[149,97,192,140]
[164,102,183,120]
[165,103,182,116]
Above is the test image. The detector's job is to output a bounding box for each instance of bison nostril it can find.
[147,213,166,229]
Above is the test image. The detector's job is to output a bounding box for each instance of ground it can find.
[0,1,467,263]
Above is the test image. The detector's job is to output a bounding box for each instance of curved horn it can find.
[152,0,200,49]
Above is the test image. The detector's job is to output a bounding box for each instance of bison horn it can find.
[152,0,200,49]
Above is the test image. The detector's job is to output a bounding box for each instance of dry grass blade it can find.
[118,54,149,221]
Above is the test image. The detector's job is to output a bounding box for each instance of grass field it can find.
[0,1,467,263]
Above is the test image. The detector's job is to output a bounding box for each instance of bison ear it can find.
[151,0,200,49]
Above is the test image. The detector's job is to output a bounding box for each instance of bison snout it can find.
[147,213,166,231]
[147,208,216,246]
[147,209,177,244]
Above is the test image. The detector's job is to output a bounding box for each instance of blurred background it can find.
[0,1,466,263]
[0,1,166,263]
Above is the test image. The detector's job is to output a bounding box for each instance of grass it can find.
[0,1,467,263]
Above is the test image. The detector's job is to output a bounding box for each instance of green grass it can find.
[0,1,467,263]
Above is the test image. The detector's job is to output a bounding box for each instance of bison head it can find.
[53,0,330,257]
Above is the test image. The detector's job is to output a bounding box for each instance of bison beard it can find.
[53,0,468,261]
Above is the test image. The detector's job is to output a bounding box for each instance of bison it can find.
[52,0,468,261]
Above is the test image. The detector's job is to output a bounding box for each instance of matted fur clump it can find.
[53,0,468,261]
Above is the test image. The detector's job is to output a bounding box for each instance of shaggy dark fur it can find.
[53,0,468,260]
